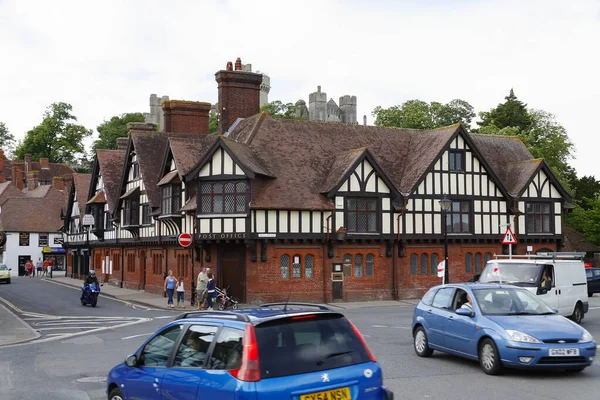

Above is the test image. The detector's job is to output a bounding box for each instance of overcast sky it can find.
[1,0,599,178]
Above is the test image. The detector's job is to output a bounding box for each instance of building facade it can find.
[63,59,570,303]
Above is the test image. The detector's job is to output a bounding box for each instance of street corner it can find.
[0,302,41,347]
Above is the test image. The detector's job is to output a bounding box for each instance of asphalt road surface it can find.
[1,277,599,400]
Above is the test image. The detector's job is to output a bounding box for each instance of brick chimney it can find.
[127,122,157,133]
[116,137,129,150]
[27,171,39,191]
[62,173,73,191]
[14,166,23,191]
[24,153,32,172]
[215,58,263,135]
[162,100,212,134]
[52,176,64,191]
[0,149,4,183]
[40,158,49,169]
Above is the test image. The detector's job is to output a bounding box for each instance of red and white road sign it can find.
[178,233,193,247]
[501,227,517,245]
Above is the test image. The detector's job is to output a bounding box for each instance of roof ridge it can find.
[246,112,268,145]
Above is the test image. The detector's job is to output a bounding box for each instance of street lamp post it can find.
[439,195,452,284]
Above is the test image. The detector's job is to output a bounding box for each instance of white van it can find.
[478,253,589,324]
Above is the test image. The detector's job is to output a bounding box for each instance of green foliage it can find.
[372,99,475,130]
[15,103,92,164]
[260,101,301,119]
[566,199,600,246]
[93,113,145,150]
[476,89,532,132]
[570,176,600,210]
[0,122,16,157]
[209,112,218,134]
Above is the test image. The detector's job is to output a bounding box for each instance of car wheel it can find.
[413,327,434,357]
[570,303,584,324]
[232,303,239,310]
[7,279,10,284]
[479,338,503,375]
[108,387,124,400]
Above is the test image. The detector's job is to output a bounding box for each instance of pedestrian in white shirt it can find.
[176,276,185,308]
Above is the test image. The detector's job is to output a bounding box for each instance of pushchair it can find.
[215,285,239,310]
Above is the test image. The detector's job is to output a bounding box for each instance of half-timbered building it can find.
[63,59,572,302]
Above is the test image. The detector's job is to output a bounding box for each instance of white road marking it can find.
[121,333,154,340]
[34,321,108,326]
[154,315,175,319]
[37,326,107,331]
[393,326,411,329]
[588,307,600,310]
[372,325,388,328]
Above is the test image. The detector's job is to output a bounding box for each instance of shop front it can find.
[42,247,67,271]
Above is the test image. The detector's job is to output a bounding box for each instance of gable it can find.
[523,168,562,199]
[337,159,390,194]
[198,147,246,178]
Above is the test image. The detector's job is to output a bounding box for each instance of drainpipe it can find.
[120,245,125,288]
[323,214,332,303]
[393,196,408,301]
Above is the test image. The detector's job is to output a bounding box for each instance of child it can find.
[176,276,185,308]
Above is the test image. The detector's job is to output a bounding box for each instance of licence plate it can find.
[549,348,580,357]
[300,387,350,400]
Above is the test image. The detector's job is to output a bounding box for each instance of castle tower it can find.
[339,95,357,124]
[294,100,309,119]
[144,94,170,131]
[326,99,342,123]
[260,74,271,107]
[309,86,327,122]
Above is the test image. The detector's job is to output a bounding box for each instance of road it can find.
[0,277,599,400]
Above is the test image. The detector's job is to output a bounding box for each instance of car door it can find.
[425,287,455,348]
[592,269,600,294]
[443,289,478,356]
[537,265,559,312]
[125,324,183,400]
[160,324,220,400]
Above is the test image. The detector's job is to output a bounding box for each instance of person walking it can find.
[176,276,185,308]
[206,271,216,311]
[35,257,42,277]
[26,259,34,277]
[164,270,177,308]
[196,267,208,310]
[42,258,49,277]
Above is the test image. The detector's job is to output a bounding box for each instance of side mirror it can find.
[8,268,12,271]
[125,354,138,367]
[456,308,474,317]
[552,309,559,314]
[538,288,548,295]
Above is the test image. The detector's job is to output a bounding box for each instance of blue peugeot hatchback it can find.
[412,284,596,375]
[107,303,394,399]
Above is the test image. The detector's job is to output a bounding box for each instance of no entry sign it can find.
[178,233,193,247]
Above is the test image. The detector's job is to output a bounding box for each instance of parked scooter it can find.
[81,283,102,307]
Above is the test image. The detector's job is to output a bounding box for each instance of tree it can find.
[15,103,92,164]
[566,199,600,246]
[260,101,301,119]
[372,99,475,130]
[570,176,600,210]
[209,112,218,134]
[93,113,145,150]
[476,89,532,132]
[0,122,16,157]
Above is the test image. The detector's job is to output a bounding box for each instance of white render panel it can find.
[236,218,245,232]
[414,199,422,212]
[223,151,234,175]
[518,215,526,233]
[349,174,360,192]
[377,177,390,193]
[312,213,321,233]
[442,152,448,170]
[405,213,414,234]
[199,164,210,177]
[382,198,390,211]
[474,201,481,212]
[213,149,222,175]
[491,201,498,213]
[474,175,480,196]
[96,176,103,192]
[363,160,373,178]
[483,201,489,213]
[466,153,472,171]
[383,215,390,234]
[268,211,277,232]
[280,211,288,233]
[491,215,499,234]
[213,219,222,233]
[500,202,507,213]
[365,173,376,192]
[425,176,433,194]
[170,159,176,171]
[415,214,423,233]
[555,216,562,234]
[301,212,311,233]
[424,214,433,234]
[554,203,562,214]
[518,201,525,213]
[450,175,457,194]
[433,213,441,235]
[335,197,344,209]
[482,177,488,196]
[466,175,472,194]
[489,181,496,196]
[551,185,561,199]
[224,218,234,233]
[256,211,266,233]
[483,214,491,233]
[475,214,482,234]
[340,182,349,192]
[458,174,465,194]
[457,134,465,148]
[434,173,440,194]
[473,157,481,172]
[200,218,210,234]
[290,211,300,233]
[417,181,426,194]
[424,199,432,212]
[527,181,537,197]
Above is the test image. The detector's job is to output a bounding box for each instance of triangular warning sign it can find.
[502,227,517,244]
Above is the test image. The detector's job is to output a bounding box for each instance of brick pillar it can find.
[162,100,212,134]
[14,166,23,191]
[52,176,64,191]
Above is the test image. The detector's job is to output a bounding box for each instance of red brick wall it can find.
[162,100,211,135]
[215,70,262,134]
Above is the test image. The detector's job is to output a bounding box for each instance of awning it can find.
[157,170,180,186]
[86,191,106,204]
[119,186,140,200]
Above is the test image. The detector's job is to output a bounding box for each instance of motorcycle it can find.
[81,283,102,307]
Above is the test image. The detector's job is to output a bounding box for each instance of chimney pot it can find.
[52,176,64,191]
[127,122,156,132]
[40,157,49,169]
[226,61,233,71]
[24,153,32,172]
[235,57,242,71]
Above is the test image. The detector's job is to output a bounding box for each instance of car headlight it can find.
[506,330,541,344]
[580,329,594,343]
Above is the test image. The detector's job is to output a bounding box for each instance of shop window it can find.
[365,254,374,277]
[305,255,314,278]
[420,254,428,275]
[346,198,378,233]
[430,253,439,275]
[410,254,418,275]
[354,254,363,277]
[465,253,473,274]
[526,202,551,233]
[280,255,290,279]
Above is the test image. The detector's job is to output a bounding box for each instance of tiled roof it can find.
[0,187,66,232]
[169,135,216,177]
[562,226,600,253]
[87,190,106,204]
[320,148,367,194]
[96,150,125,214]
[120,186,140,200]
[72,173,92,218]
[4,160,74,184]
[0,181,25,203]
[130,131,169,209]
[504,160,542,196]
[157,170,180,186]
[180,195,196,212]
[226,115,458,209]
[222,138,274,178]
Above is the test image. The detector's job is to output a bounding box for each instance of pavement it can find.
[0,302,40,346]
[47,276,420,311]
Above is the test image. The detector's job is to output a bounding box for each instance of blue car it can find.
[412,284,596,375]
[107,303,394,399]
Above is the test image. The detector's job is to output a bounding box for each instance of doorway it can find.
[217,244,246,303]
[18,255,31,276]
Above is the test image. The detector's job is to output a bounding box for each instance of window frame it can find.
[38,233,49,247]
[123,197,140,226]
[525,201,552,234]
[448,149,465,172]
[142,204,151,225]
[445,201,472,234]
[345,197,378,234]
[198,180,249,215]
[138,324,183,368]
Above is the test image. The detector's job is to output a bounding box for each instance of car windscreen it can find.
[0,265,7,271]
[478,262,543,286]
[255,314,370,379]
[473,288,555,316]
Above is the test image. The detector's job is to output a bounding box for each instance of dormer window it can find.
[199,180,249,214]
[132,162,140,179]
[346,198,378,233]
[124,198,139,226]
[162,184,181,215]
